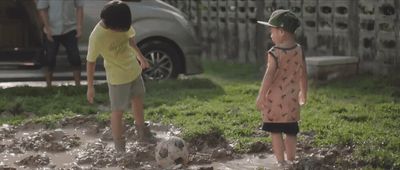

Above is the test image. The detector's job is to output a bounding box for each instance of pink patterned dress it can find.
[261,44,307,123]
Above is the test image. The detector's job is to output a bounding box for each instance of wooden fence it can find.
[162,0,400,74]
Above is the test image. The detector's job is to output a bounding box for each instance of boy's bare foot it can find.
[114,137,126,154]
[137,125,155,143]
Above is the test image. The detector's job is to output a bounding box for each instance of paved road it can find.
[0,67,106,82]
[0,63,106,88]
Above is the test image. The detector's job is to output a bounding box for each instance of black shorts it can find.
[43,30,81,71]
[262,122,299,135]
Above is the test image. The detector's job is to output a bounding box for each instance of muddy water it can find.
[1,125,110,169]
[0,120,279,170]
[188,154,279,170]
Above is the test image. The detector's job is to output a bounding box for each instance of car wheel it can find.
[139,40,181,80]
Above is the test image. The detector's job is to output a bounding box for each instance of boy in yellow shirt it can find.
[86,0,150,153]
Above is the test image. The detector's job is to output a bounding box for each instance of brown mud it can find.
[0,115,356,170]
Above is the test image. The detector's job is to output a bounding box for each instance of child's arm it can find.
[86,32,99,104]
[86,61,96,104]
[129,38,149,69]
[256,53,277,110]
[299,51,308,106]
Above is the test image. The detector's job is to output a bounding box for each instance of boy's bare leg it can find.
[73,69,81,86]
[271,133,285,163]
[131,96,146,139]
[111,110,125,152]
[284,134,297,161]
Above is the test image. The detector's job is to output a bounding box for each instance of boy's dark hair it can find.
[100,0,132,31]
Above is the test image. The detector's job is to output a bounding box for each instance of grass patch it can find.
[0,60,399,169]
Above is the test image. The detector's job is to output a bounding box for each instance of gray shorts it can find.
[108,77,145,112]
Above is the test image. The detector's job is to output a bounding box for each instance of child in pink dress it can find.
[256,9,308,166]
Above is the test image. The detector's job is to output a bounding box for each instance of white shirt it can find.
[36,0,84,36]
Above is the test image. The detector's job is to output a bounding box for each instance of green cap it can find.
[257,9,300,33]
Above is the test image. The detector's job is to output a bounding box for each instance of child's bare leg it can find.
[131,96,145,138]
[284,134,297,161]
[271,132,285,163]
[111,110,125,152]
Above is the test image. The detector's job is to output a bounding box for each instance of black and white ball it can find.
[155,136,189,168]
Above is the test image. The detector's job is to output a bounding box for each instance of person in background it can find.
[36,0,84,87]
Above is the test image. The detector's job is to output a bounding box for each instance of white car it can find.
[0,0,203,80]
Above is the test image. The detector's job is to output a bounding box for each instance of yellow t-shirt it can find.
[86,22,141,85]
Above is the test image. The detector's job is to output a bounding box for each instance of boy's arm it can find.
[86,61,96,104]
[256,53,277,110]
[129,37,149,69]
[86,30,99,104]
[299,51,308,106]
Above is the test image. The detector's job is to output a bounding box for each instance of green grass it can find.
[0,60,399,169]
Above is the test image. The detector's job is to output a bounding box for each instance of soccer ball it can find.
[155,136,189,168]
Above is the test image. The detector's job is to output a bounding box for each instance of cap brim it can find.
[257,21,277,27]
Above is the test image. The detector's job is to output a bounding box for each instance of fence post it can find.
[348,0,359,58]
[395,0,400,66]
[255,0,266,63]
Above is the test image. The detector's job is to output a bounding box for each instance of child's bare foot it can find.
[277,160,292,169]
[114,137,126,154]
[137,125,155,143]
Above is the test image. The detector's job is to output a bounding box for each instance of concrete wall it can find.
[162,0,400,74]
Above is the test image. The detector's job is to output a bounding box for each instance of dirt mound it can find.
[0,124,16,139]
[293,131,359,169]
[19,129,80,152]
[15,154,50,168]
[189,129,229,152]
[75,140,157,169]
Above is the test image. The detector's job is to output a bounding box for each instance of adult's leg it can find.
[60,30,81,86]
[43,34,60,87]
[271,132,285,163]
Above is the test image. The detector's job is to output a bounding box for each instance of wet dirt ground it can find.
[0,115,281,170]
[0,83,359,170]
[0,82,370,170]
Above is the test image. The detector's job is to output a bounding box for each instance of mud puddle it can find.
[0,115,279,170]
[188,154,278,170]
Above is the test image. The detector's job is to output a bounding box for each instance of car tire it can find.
[139,40,181,80]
